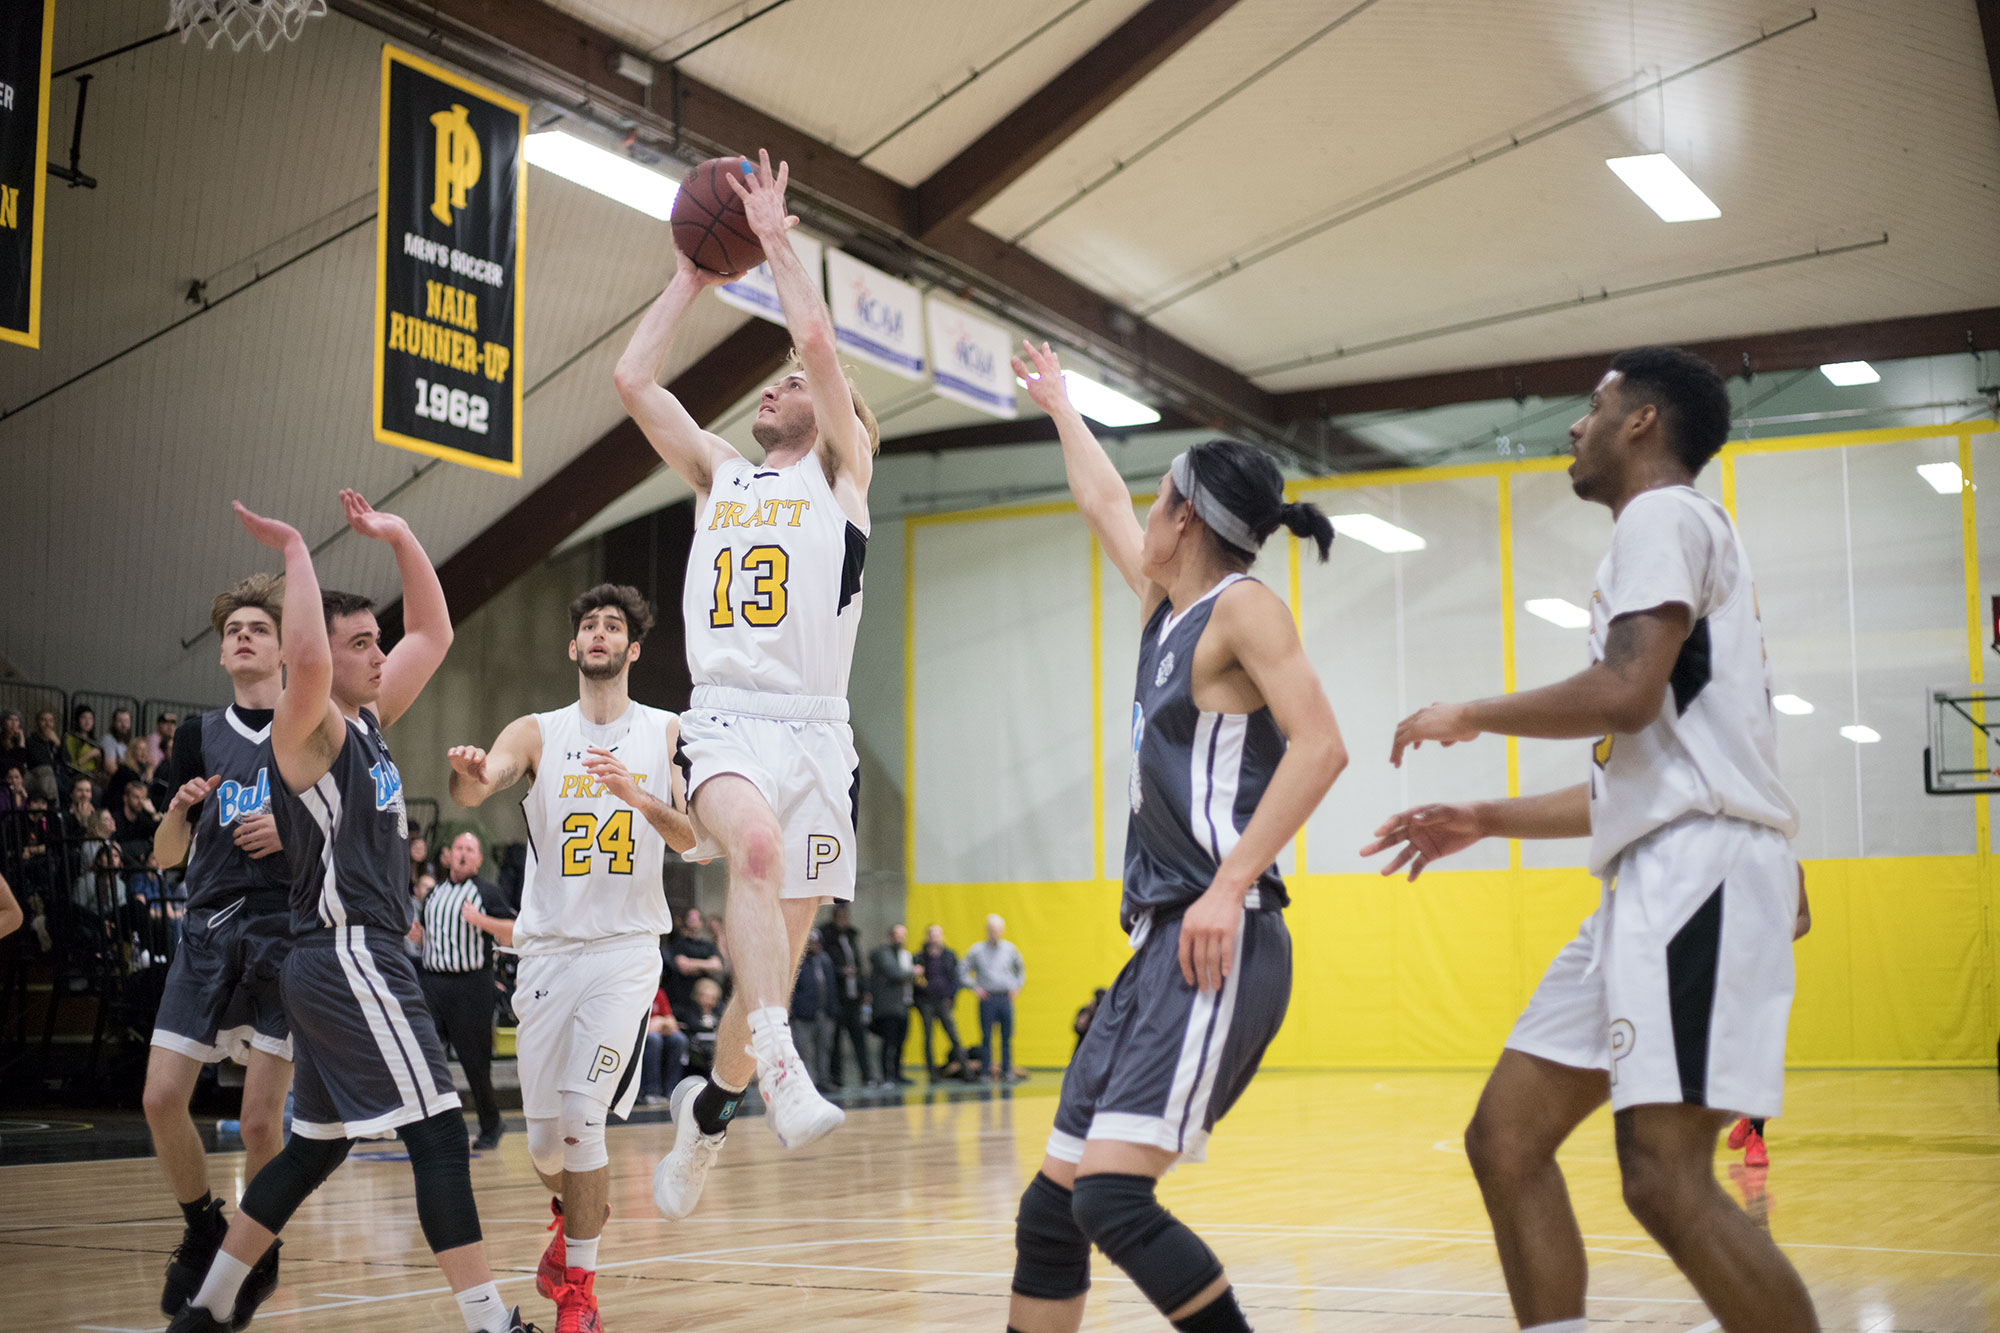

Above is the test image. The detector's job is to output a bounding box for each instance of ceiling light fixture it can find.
[1839,724,1881,744]
[1820,361,1880,386]
[1525,598,1592,629]
[525,130,678,220]
[1916,462,1965,494]
[1605,153,1720,222]
[1059,371,1161,428]
[1328,514,1426,553]
[1771,694,1814,715]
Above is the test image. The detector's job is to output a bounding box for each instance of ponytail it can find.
[1279,501,1335,563]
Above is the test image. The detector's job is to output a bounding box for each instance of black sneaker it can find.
[164,1303,233,1333]
[161,1199,228,1316]
[503,1307,545,1333]
[229,1238,281,1328]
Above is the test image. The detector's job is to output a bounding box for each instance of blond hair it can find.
[791,348,880,455]
[210,572,284,639]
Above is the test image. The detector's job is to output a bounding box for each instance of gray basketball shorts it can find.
[150,900,295,1064]
[1049,905,1291,1165]
[283,926,462,1140]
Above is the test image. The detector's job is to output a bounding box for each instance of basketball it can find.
[672,156,766,277]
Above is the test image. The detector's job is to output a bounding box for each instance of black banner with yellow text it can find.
[374,47,525,475]
[0,0,53,349]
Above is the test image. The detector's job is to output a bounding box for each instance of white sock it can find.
[746,1006,790,1038]
[194,1250,254,1319]
[454,1281,508,1332]
[565,1234,600,1273]
[1522,1320,1587,1332]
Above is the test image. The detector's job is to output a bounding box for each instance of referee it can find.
[413,830,515,1149]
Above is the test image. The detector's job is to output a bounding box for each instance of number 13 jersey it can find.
[684,454,868,699]
[516,700,677,955]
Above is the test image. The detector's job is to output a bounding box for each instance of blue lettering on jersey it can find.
[1129,703,1146,813]
[370,759,405,811]
[215,769,270,825]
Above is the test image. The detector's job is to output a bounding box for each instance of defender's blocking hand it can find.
[1389,702,1478,767]
[1361,803,1485,881]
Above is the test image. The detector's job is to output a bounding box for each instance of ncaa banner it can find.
[374,46,526,476]
[0,0,53,349]
[717,231,825,326]
[827,248,925,381]
[924,295,1015,419]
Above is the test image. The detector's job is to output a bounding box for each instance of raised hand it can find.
[233,501,302,552]
[724,148,799,244]
[1388,701,1478,767]
[1360,803,1485,881]
[446,745,489,785]
[673,240,737,289]
[169,774,223,816]
[340,488,410,544]
[1009,341,1075,418]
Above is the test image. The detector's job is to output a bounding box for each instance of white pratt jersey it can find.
[515,701,677,954]
[684,454,867,697]
[1585,486,1799,874]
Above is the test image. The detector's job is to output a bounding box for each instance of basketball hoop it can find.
[167,0,326,52]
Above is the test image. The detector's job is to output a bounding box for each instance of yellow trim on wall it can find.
[903,520,917,889]
[1719,453,1737,519]
[1496,476,1522,868]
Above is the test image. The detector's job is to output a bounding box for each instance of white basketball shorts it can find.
[513,938,661,1122]
[676,684,859,903]
[1505,812,1797,1118]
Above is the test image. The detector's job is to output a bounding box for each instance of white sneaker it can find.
[652,1076,726,1220]
[756,1035,845,1149]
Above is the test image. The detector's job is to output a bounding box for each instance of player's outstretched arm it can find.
[1389,604,1690,765]
[235,501,347,793]
[729,151,872,509]
[1011,339,1153,603]
[613,249,739,500]
[447,714,542,808]
[342,490,452,728]
[581,736,696,854]
[1178,582,1347,991]
[1360,784,1590,881]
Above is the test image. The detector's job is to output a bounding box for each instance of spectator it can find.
[821,903,869,1087]
[63,778,100,847]
[1,763,28,813]
[25,710,64,799]
[99,707,136,772]
[790,927,839,1091]
[664,906,725,1015]
[964,913,1027,1083]
[64,704,104,780]
[112,778,161,866]
[1074,987,1108,1052]
[0,710,27,774]
[413,830,515,1149]
[678,976,724,1077]
[914,923,966,1078]
[0,870,21,941]
[407,833,431,888]
[639,985,689,1108]
[868,923,916,1087]
[105,738,159,808]
[404,870,437,960]
[147,711,179,769]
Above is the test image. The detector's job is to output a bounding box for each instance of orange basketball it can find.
[672,156,766,277]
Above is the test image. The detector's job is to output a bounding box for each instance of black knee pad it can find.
[1070,1173,1223,1315]
[397,1110,482,1253]
[239,1135,353,1233]
[1011,1172,1091,1301]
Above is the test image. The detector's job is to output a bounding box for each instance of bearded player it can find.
[613,149,875,1217]
[446,584,695,1333]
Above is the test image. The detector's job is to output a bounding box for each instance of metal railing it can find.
[0,680,67,734]
[143,697,224,733]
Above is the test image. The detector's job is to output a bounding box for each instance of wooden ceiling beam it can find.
[1273,307,2000,419]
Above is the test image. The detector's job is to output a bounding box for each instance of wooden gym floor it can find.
[4,1068,1996,1331]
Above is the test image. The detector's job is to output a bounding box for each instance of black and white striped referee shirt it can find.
[421,877,491,974]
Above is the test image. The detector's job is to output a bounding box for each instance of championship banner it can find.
[924,295,1015,419]
[827,248,925,381]
[374,46,526,476]
[717,232,825,326]
[0,0,54,349]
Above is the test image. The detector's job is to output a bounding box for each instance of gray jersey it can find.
[272,708,412,935]
[1123,574,1287,930]
[175,705,291,914]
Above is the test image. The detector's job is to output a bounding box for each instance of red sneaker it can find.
[1744,1129,1769,1168]
[536,1197,566,1300]
[553,1267,602,1333]
[1726,1118,1753,1151]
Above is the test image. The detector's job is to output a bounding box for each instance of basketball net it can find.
[167,0,326,52]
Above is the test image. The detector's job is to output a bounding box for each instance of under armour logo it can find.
[532,989,549,1000]
[1155,651,1176,687]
